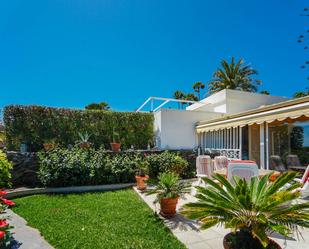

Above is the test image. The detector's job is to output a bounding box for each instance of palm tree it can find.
[293,88,309,98]
[173,90,185,109]
[181,172,309,248]
[185,93,198,106]
[193,82,205,100]
[260,90,270,95]
[208,57,262,95]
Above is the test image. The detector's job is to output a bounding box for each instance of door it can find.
[249,124,260,166]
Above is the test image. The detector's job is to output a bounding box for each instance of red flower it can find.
[0,220,8,228]
[0,191,6,196]
[0,231,5,239]
[1,198,15,206]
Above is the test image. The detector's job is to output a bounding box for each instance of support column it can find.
[239,127,242,160]
[265,123,269,170]
[260,123,265,169]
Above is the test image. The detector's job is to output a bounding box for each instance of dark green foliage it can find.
[0,150,12,188]
[85,102,110,110]
[3,105,154,151]
[38,148,190,187]
[145,151,189,178]
[13,190,186,249]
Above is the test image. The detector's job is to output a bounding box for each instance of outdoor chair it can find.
[214,156,228,171]
[269,155,287,172]
[286,154,301,168]
[227,161,259,183]
[196,155,213,186]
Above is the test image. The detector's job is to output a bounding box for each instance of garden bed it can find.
[12,189,186,249]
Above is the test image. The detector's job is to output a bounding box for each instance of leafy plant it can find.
[135,158,149,177]
[181,172,309,249]
[112,128,120,143]
[0,151,12,188]
[146,172,190,203]
[0,191,15,248]
[145,151,188,178]
[77,132,91,143]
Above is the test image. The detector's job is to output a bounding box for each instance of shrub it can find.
[145,151,188,178]
[38,148,190,187]
[4,105,154,151]
[0,151,12,188]
[38,147,143,187]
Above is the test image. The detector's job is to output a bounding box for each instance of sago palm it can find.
[208,57,261,95]
[181,172,309,248]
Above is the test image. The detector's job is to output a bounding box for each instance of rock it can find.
[6,151,40,187]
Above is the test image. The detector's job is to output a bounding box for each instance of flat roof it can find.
[196,95,309,127]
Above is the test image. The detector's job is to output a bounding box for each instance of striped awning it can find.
[196,101,309,133]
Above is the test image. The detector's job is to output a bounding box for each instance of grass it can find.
[13,189,186,249]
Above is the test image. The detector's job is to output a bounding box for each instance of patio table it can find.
[213,169,281,182]
[288,165,307,172]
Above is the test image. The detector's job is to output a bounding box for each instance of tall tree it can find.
[192,81,205,100]
[260,90,270,95]
[173,90,185,109]
[185,93,198,106]
[293,87,309,98]
[85,102,110,110]
[208,57,262,95]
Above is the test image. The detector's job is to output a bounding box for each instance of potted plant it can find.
[146,172,190,218]
[110,129,121,152]
[43,139,57,151]
[135,160,149,190]
[77,132,92,149]
[181,172,309,249]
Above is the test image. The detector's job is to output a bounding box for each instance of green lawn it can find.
[13,189,186,249]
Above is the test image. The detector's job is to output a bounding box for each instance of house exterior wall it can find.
[154,109,223,150]
[187,89,288,114]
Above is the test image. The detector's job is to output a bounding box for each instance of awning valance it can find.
[196,105,309,133]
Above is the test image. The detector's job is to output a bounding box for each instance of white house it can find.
[137,89,309,169]
[143,89,287,149]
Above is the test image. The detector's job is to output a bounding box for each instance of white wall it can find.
[186,89,288,114]
[154,109,223,150]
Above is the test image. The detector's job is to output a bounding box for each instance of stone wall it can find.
[6,151,40,187]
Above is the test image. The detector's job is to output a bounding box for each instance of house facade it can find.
[139,89,309,169]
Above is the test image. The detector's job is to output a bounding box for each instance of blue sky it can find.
[0,0,308,112]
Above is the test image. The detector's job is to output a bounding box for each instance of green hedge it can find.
[38,148,189,187]
[3,105,154,151]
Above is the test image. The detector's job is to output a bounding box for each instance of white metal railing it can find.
[204,148,241,159]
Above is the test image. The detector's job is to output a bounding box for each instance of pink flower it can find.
[0,231,5,239]
[1,198,15,206]
[0,191,6,196]
[0,220,8,228]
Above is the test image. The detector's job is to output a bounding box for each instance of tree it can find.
[293,87,309,98]
[85,102,110,110]
[173,90,185,109]
[260,90,270,95]
[185,93,198,106]
[208,57,262,95]
[193,81,205,100]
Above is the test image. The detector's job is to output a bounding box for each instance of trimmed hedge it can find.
[3,105,154,151]
[38,148,189,187]
[0,150,12,187]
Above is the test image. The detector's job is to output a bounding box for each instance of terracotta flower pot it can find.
[43,143,55,151]
[79,142,91,149]
[223,232,282,249]
[160,197,179,218]
[135,175,149,190]
[110,142,121,152]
